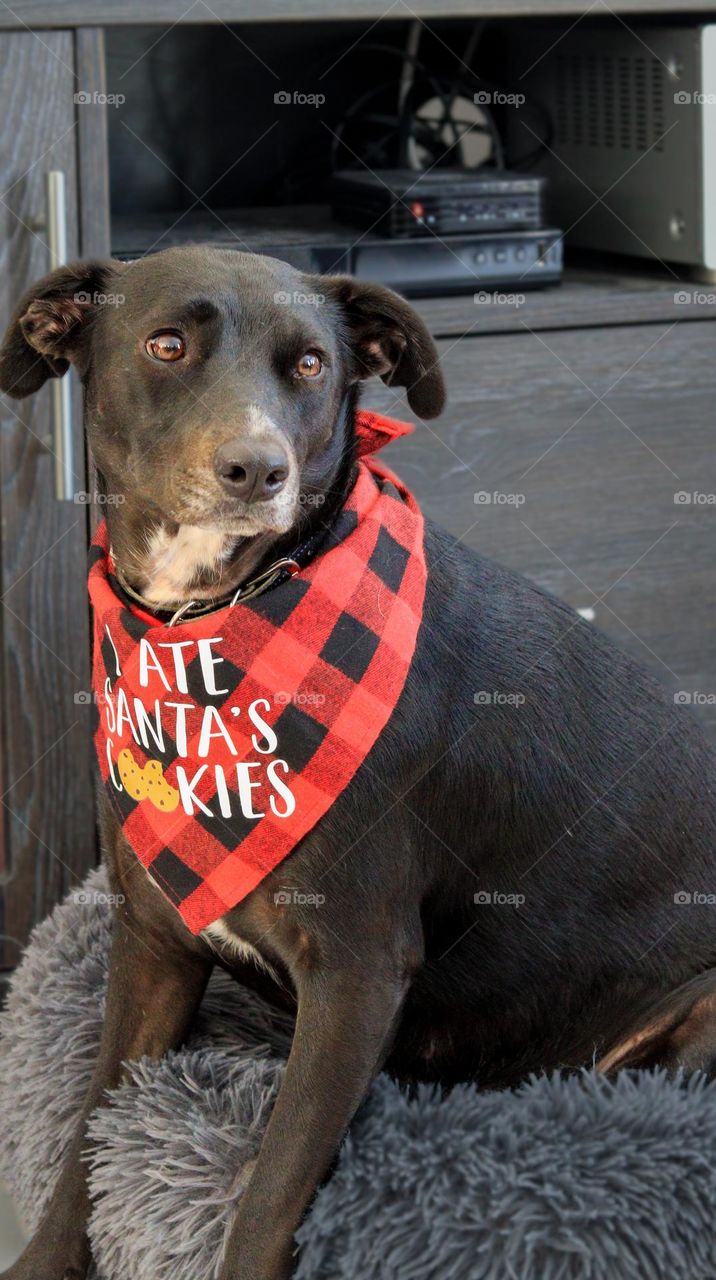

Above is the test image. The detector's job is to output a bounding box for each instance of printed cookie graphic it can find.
[117,748,149,800]
[117,748,180,812]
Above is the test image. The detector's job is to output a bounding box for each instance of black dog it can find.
[1,245,716,1280]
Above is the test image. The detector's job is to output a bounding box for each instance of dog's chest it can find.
[201,919,277,979]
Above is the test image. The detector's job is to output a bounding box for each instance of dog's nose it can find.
[213,438,290,502]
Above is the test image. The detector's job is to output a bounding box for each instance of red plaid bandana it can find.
[88,410,426,933]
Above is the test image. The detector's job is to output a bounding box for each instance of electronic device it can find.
[113,205,563,299]
[334,228,563,296]
[514,24,716,276]
[331,168,546,237]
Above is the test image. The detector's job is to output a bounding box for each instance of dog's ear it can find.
[319,276,445,420]
[0,259,119,399]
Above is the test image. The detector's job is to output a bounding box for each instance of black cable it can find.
[332,79,502,174]
[462,21,486,72]
[336,42,485,172]
[347,43,459,169]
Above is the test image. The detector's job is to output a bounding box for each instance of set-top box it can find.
[331,168,546,238]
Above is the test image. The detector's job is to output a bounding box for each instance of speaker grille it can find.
[555,51,666,152]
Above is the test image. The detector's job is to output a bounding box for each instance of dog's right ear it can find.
[0,259,119,399]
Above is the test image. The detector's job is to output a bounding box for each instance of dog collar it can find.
[88,410,426,934]
[113,555,303,627]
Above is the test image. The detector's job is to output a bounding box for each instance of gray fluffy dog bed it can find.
[2,869,716,1280]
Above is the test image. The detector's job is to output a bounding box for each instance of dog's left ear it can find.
[0,259,119,399]
[319,276,446,420]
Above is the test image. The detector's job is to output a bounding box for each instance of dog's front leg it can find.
[219,957,412,1280]
[1,899,212,1280]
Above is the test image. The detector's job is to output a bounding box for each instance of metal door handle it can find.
[45,170,75,501]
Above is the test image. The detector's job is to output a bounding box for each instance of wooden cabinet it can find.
[0,31,95,966]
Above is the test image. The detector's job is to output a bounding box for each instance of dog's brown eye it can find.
[295,352,322,379]
[146,331,185,362]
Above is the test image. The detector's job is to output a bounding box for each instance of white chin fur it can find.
[136,411,299,605]
[140,525,236,606]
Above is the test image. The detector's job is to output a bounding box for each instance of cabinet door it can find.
[0,32,94,966]
[367,320,716,740]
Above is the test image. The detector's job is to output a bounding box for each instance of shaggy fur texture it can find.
[1,871,716,1280]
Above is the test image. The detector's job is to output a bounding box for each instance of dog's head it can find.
[0,246,444,605]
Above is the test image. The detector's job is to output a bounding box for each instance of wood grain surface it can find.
[366,320,716,739]
[76,28,110,259]
[0,31,94,966]
[1,1,716,29]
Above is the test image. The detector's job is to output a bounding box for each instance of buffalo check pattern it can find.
[88,411,426,934]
